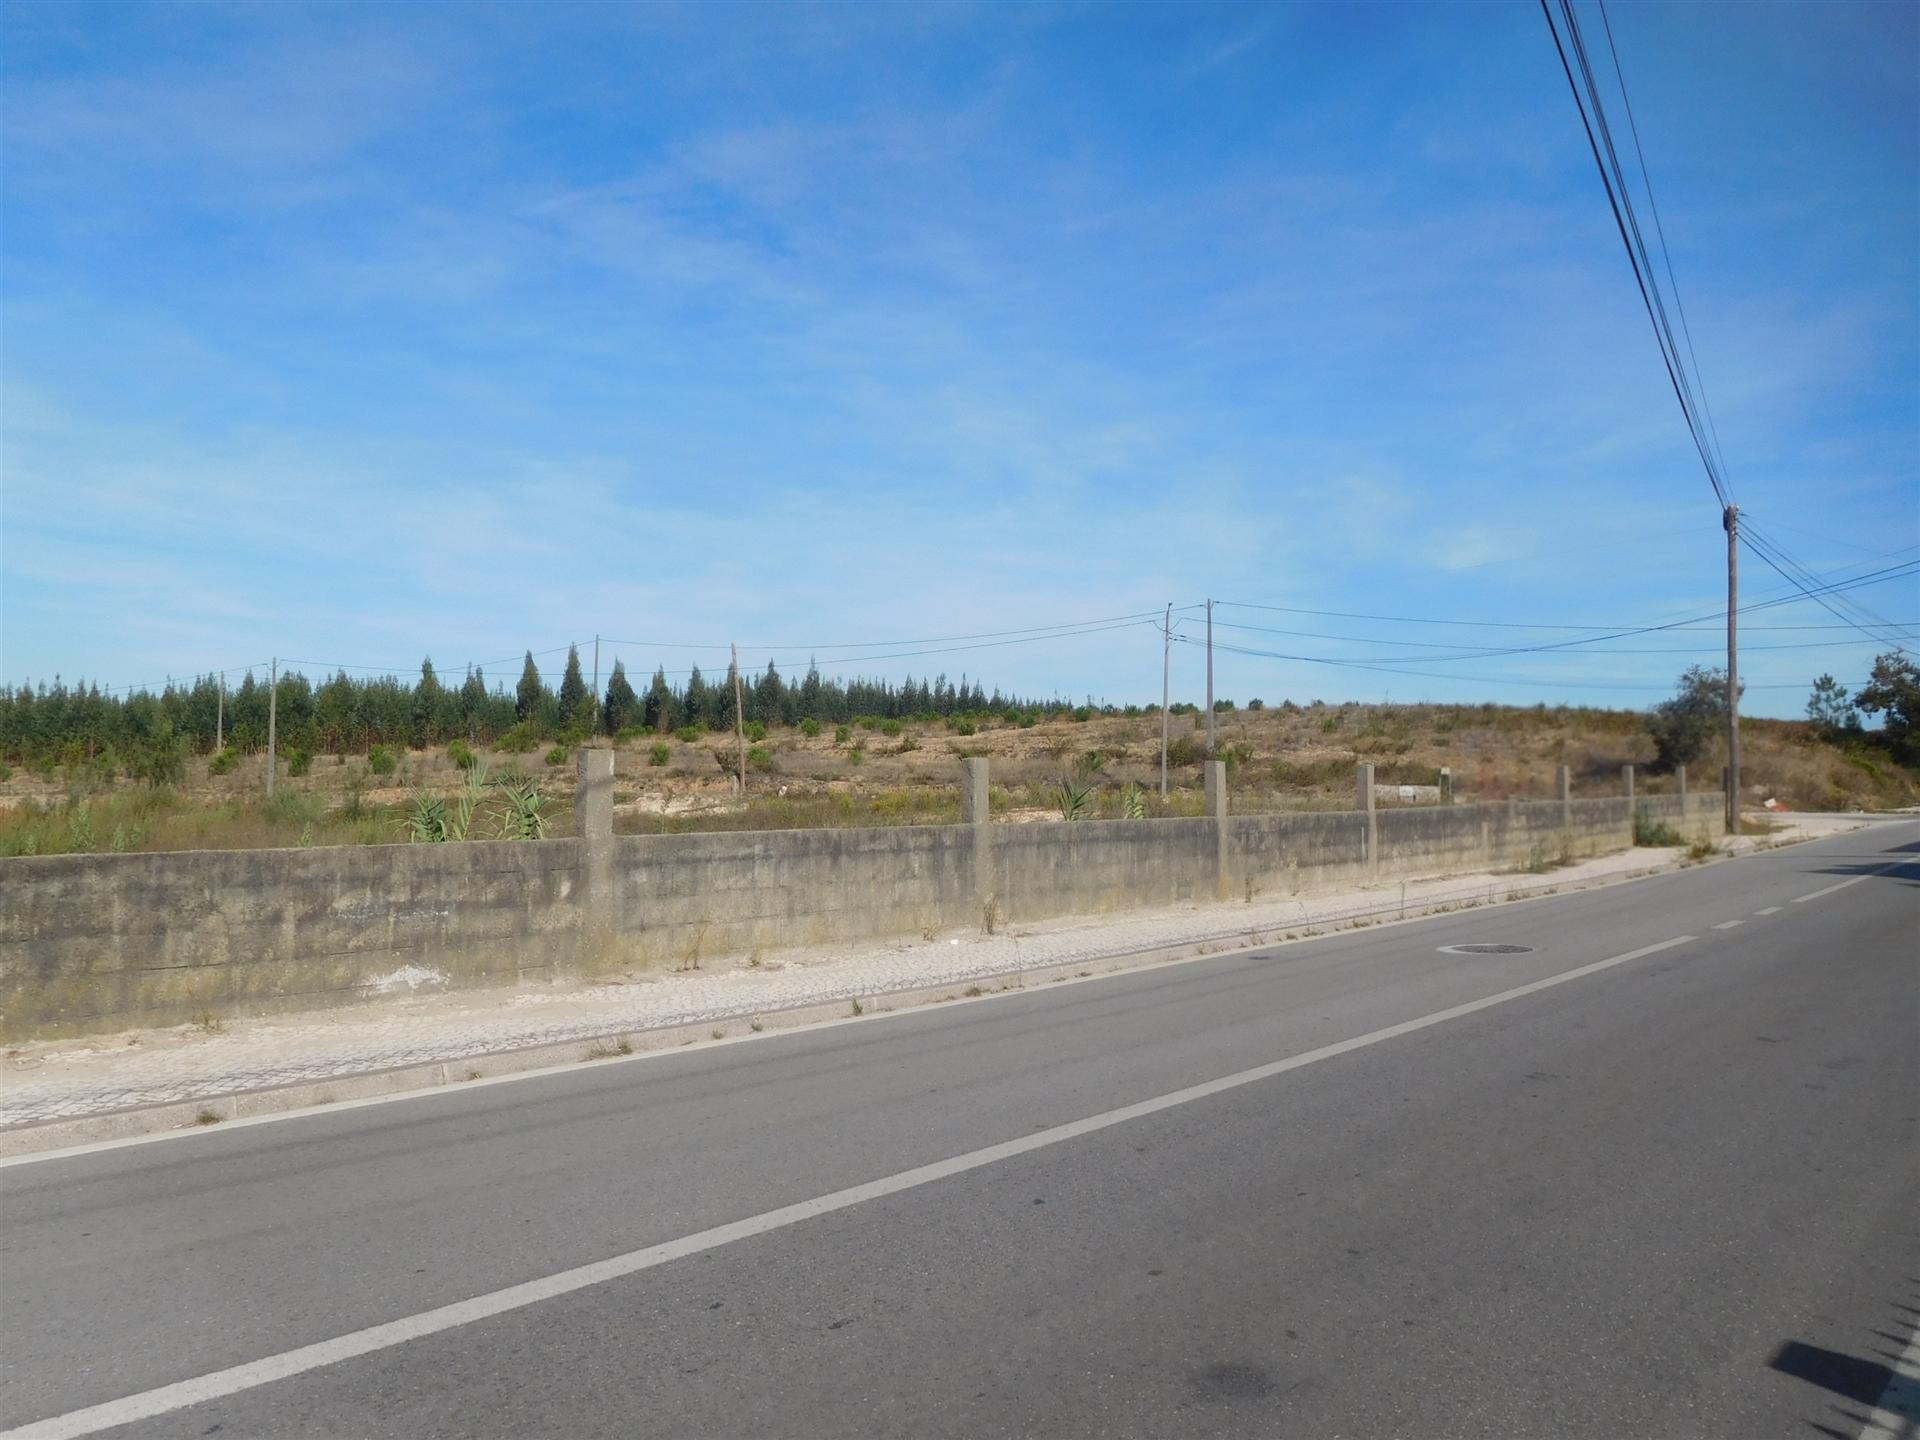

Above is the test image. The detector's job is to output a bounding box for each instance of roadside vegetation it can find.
[2,654,1913,856]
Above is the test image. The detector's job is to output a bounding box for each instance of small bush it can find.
[615,725,647,742]
[648,742,671,767]
[879,718,903,737]
[1633,807,1683,847]
[848,748,865,766]
[1247,698,1266,711]
[676,725,703,744]
[1072,706,1093,722]
[447,739,477,771]
[545,744,571,767]
[207,746,239,776]
[800,718,822,738]
[1166,735,1204,766]
[367,745,397,776]
[285,746,312,778]
[744,721,768,742]
[497,724,539,755]
[835,725,852,744]
[747,745,775,772]
[950,717,976,737]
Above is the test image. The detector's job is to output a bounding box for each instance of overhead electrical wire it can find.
[1541,0,1730,511]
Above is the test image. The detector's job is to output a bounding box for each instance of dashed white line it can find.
[1755,907,1782,916]
[1712,920,1744,930]
[0,934,1697,1440]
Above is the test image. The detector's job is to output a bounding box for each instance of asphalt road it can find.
[3,822,1916,1439]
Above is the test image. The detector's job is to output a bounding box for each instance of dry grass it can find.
[3,703,1910,855]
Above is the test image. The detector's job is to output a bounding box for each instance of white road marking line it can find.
[0,935,1698,1440]
[1788,857,1915,905]
[1755,907,1782,916]
[1712,920,1744,930]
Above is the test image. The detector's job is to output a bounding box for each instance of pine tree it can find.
[603,660,640,735]
[683,665,709,730]
[516,652,543,722]
[411,658,442,748]
[558,645,588,720]
[643,668,678,733]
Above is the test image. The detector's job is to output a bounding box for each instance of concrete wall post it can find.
[1622,764,1636,843]
[1204,760,1229,900]
[1677,764,1687,802]
[1356,762,1377,874]
[960,758,994,926]
[1439,766,1454,805]
[576,748,616,972]
[1557,764,1572,833]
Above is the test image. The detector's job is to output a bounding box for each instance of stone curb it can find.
[0,827,1827,1158]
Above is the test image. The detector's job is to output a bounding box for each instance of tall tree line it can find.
[0,644,1066,767]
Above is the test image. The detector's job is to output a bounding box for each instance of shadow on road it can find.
[1772,1275,1920,1439]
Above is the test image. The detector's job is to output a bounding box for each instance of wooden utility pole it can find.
[1205,598,1215,759]
[266,656,279,800]
[1159,603,1171,797]
[1725,505,1740,835]
[731,643,747,792]
[215,674,224,752]
[592,634,601,736]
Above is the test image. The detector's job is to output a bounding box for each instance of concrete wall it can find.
[0,755,1726,1042]
[1,840,583,1039]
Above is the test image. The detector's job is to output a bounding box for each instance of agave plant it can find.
[1054,774,1096,822]
[1117,781,1147,820]
[403,792,450,843]
[495,775,550,840]
[445,760,489,841]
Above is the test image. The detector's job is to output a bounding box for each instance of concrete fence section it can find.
[0,753,1725,1041]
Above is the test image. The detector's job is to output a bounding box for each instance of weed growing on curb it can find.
[850,998,865,1016]
[195,1109,223,1125]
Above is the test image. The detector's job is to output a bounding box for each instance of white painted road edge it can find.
[1856,1309,1920,1439]
[1790,859,1910,905]
[1,934,1696,1440]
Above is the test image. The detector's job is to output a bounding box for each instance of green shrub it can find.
[847,747,865,765]
[497,723,539,755]
[285,746,312,778]
[1166,735,1204,766]
[368,744,397,776]
[1634,807,1684,847]
[744,721,768,742]
[447,739,477,771]
[950,717,976,737]
[1072,706,1092,722]
[1015,712,1037,729]
[207,746,239,776]
[545,744,570,767]
[835,725,852,744]
[648,742,671,767]
[676,725,702,744]
[879,718,903,737]
[747,745,775,772]
[615,725,647,742]
[800,718,822,738]
[0,760,11,783]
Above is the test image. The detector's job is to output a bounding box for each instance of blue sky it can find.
[2,0,1915,717]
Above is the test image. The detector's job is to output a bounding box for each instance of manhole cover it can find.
[1438,943,1536,955]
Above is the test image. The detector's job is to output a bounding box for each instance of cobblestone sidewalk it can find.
[2,818,1852,1129]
